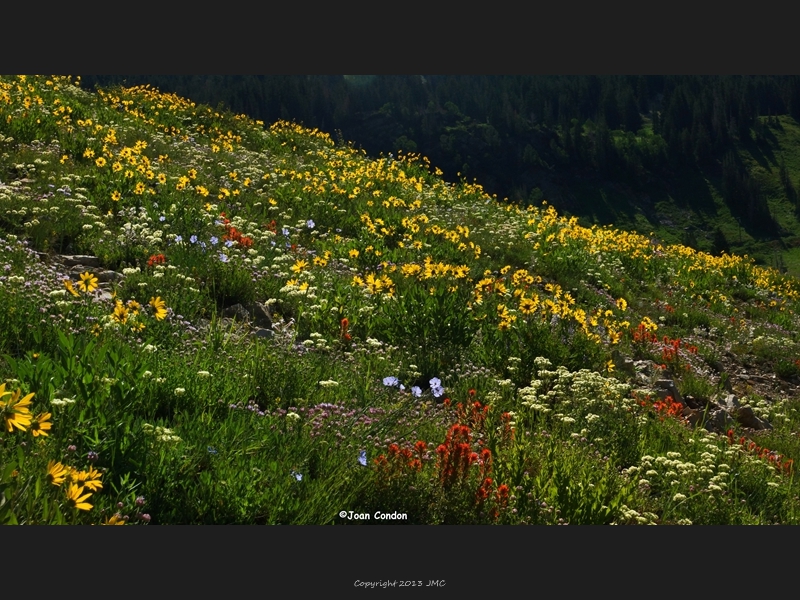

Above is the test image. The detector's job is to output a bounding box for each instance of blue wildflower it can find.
[411,386,422,398]
[159,215,166,222]
[358,450,367,466]
[382,376,399,387]
[430,377,445,398]
[307,219,315,229]
[291,470,303,481]
[282,228,290,237]
[210,236,219,245]
[174,235,183,243]
[207,446,218,455]
[190,235,198,244]
[225,240,234,248]
[219,253,229,263]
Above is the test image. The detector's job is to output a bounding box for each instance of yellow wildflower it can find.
[149,296,167,320]
[47,460,69,486]
[64,279,80,297]
[30,412,52,437]
[0,385,34,432]
[77,272,98,293]
[65,484,93,511]
[291,259,308,273]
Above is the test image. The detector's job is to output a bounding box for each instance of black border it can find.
[2,5,800,74]
[2,7,798,595]
[6,524,789,593]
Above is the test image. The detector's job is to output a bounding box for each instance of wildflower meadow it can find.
[2,75,800,524]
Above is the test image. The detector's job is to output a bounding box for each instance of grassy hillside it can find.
[1,75,800,524]
[561,115,800,277]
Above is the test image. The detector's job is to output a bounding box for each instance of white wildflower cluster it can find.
[751,334,792,356]
[740,395,783,421]
[318,380,339,388]
[280,281,317,298]
[615,505,658,525]
[50,397,76,406]
[484,391,503,405]
[114,206,164,251]
[272,254,294,265]
[518,358,632,430]
[634,446,735,502]
[142,423,182,443]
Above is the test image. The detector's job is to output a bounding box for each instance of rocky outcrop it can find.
[221,301,273,330]
[645,377,772,433]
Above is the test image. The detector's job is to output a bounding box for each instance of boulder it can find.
[655,379,684,405]
[721,394,740,411]
[61,254,102,268]
[682,407,704,427]
[705,409,735,433]
[734,405,772,430]
[221,302,273,330]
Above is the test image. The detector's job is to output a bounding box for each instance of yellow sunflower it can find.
[103,513,126,525]
[64,279,80,297]
[77,272,98,293]
[72,467,103,492]
[65,484,93,511]
[47,460,69,486]
[149,296,167,320]
[0,385,34,432]
[30,412,52,437]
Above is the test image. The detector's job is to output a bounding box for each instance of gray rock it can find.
[721,394,740,411]
[655,379,684,405]
[68,266,122,282]
[734,405,772,430]
[221,302,272,329]
[248,301,273,329]
[634,360,656,373]
[96,269,123,282]
[253,328,274,339]
[682,407,704,427]
[222,304,250,321]
[612,350,635,375]
[683,395,703,410]
[705,409,735,433]
[61,255,102,267]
